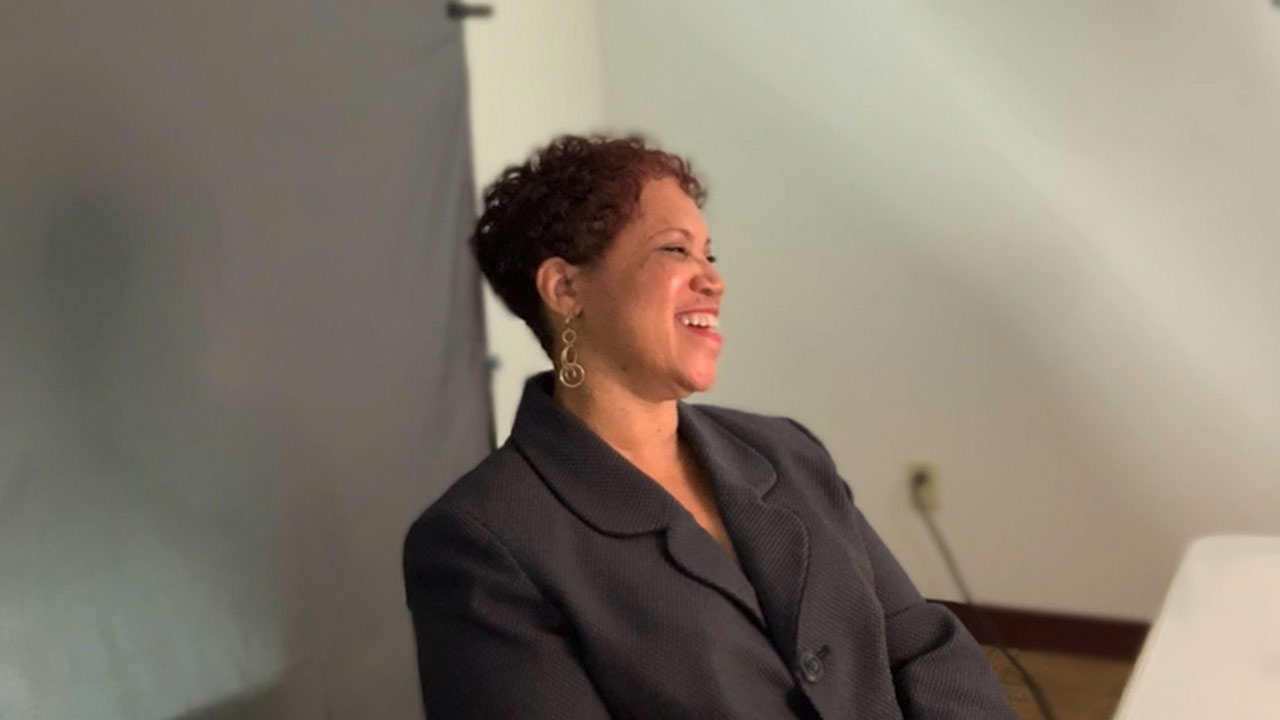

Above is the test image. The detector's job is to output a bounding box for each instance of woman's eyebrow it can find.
[646,227,692,240]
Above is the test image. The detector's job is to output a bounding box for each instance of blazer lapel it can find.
[663,518,766,628]
[507,374,766,627]
[678,403,812,664]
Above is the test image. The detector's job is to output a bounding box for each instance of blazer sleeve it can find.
[850,505,1015,718]
[788,420,1014,719]
[402,508,613,719]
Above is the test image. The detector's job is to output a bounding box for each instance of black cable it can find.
[915,504,1059,720]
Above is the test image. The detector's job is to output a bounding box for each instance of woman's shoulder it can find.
[404,444,545,548]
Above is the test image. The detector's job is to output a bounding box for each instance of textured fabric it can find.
[404,373,1014,719]
[0,4,487,718]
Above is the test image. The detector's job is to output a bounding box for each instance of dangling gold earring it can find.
[558,314,586,388]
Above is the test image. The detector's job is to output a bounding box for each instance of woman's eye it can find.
[662,246,715,263]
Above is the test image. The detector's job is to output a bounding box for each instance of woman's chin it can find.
[676,365,718,396]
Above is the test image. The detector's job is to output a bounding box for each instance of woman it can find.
[403,135,1014,719]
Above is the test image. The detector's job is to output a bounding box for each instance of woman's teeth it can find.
[678,313,719,329]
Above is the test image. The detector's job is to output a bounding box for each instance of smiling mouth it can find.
[676,312,719,330]
[675,313,722,345]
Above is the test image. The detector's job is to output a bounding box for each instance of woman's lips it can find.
[681,324,722,343]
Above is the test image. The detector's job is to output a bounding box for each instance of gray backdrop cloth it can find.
[0,2,491,718]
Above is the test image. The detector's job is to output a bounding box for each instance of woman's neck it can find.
[554,376,682,475]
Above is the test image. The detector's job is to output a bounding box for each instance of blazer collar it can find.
[509,373,675,535]
[510,373,811,656]
[507,373,780,535]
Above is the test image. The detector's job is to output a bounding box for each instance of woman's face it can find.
[574,176,725,400]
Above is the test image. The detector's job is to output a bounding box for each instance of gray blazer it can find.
[403,374,1014,719]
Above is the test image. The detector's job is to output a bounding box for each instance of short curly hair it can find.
[471,134,707,356]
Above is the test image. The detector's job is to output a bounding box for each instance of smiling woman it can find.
[402,134,1015,719]
[536,175,725,400]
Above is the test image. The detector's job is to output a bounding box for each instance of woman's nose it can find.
[693,262,725,297]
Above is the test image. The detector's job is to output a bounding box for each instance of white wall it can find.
[465,0,1280,620]
[463,0,607,437]
[598,0,1280,619]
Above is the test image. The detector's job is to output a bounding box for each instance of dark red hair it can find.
[471,134,706,355]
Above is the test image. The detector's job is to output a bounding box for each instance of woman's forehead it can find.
[635,182,707,233]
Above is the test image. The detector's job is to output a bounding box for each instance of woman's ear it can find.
[534,256,583,319]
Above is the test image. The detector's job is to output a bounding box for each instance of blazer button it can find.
[798,646,827,683]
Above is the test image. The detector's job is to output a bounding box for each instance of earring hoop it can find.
[557,314,585,388]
